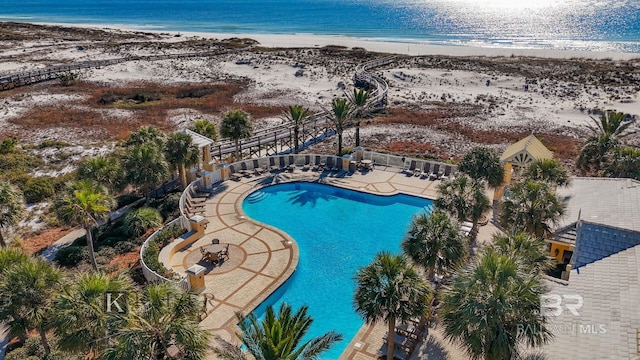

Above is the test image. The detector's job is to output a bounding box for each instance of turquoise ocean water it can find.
[1,0,640,53]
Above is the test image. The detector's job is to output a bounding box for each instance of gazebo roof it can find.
[500,134,553,166]
[181,129,214,148]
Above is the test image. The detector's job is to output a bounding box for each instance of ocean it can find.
[2,0,639,51]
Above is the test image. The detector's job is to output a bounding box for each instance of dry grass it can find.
[377,108,580,161]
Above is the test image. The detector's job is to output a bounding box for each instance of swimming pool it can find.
[242,182,433,359]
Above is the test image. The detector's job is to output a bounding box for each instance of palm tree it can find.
[122,143,169,202]
[54,180,114,271]
[435,175,491,230]
[328,98,352,155]
[282,105,311,154]
[523,159,570,187]
[124,207,163,237]
[53,272,134,357]
[190,119,218,141]
[605,146,640,180]
[165,132,200,188]
[499,180,565,238]
[459,146,505,189]
[401,211,467,282]
[439,249,551,360]
[577,110,637,174]
[491,231,553,273]
[221,109,252,160]
[0,180,24,248]
[214,303,342,360]
[0,256,63,354]
[354,252,430,360]
[102,282,209,360]
[76,155,126,193]
[347,88,369,147]
[124,125,165,148]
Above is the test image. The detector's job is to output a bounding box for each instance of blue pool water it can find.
[242,182,432,359]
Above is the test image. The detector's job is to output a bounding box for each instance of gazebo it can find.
[181,129,217,186]
[494,134,553,199]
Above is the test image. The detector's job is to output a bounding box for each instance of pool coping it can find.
[163,167,443,358]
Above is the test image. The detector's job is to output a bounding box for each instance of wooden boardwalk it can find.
[1,49,394,158]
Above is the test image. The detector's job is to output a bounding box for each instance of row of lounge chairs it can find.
[184,184,211,217]
[402,160,453,180]
[227,155,349,180]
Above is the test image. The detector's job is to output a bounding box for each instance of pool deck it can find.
[163,166,497,359]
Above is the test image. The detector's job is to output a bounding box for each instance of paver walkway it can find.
[162,166,495,359]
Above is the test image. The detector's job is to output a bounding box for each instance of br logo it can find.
[540,294,583,317]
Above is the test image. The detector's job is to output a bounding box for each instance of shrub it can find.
[124,207,163,237]
[58,72,79,86]
[114,241,137,254]
[22,176,55,203]
[0,136,18,154]
[54,246,86,267]
[154,223,185,248]
[154,193,181,220]
[97,246,117,258]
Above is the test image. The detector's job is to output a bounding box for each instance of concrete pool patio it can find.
[160,164,498,359]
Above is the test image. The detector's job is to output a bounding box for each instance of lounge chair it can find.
[331,157,340,172]
[279,156,287,171]
[440,165,452,180]
[301,155,311,171]
[324,157,334,171]
[429,164,441,180]
[268,156,278,172]
[404,160,417,176]
[413,162,423,177]
[287,155,296,172]
[228,165,242,181]
[252,159,265,175]
[311,156,322,171]
[420,162,432,179]
[239,162,252,177]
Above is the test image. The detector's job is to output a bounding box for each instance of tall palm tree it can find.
[328,98,352,156]
[53,272,135,357]
[491,231,553,273]
[102,282,209,360]
[347,88,369,147]
[435,175,491,230]
[523,159,570,187]
[76,155,126,193]
[401,210,467,282]
[54,180,114,271]
[282,105,311,154]
[124,125,165,148]
[0,256,63,355]
[499,180,565,238]
[165,132,200,188]
[221,109,252,160]
[122,143,169,202]
[577,110,637,174]
[354,252,430,360]
[440,249,551,360]
[605,146,640,180]
[459,146,505,189]
[190,119,218,141]
[0,180,24,248]
[214,303,342,360]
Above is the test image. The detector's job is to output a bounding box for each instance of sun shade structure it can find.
[500,134,553,167]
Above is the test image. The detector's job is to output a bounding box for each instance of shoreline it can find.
[25,21,640,61]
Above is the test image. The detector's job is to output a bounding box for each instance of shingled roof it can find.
[500,134,553,167]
